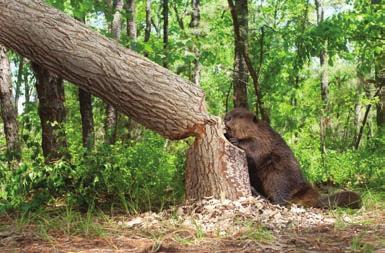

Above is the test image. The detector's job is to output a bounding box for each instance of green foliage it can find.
[0,131,186,213]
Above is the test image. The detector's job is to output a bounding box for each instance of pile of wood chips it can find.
[119,196,336,235]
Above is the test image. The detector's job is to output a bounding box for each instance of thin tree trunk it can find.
[126,0,136,48]
[232,0,248,109]
[315,0,329,154]
[31,63,69,163]
[15,55,24,114]
[0,0,251,200]
[355,86,382,149]
[376,87,385,128]
[105,0,123,144]
[23,64,31,106]
[144,0,151,43]
[174,4,185,30]
[190,0,201,86]
[144,0,151,57]
[76,16,95,149]
[79,88,94,148]
[375,63,385,129]
[162,0,169,68]
[227,0,268,121]
[0,45,21,161]
[123,0,142,141]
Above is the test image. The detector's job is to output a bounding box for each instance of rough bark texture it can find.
[190,0,201,86]
[162,0,169,68]
[3,1,211,139]
[186,118,251,200]
[232,0,248,109]
[31,63,69,163]
[79,88,94,148]
[0,0,251,200]
[0,45,21,161]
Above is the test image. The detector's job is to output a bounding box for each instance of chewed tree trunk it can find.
[185,118,251,200]
[0,0,251,200]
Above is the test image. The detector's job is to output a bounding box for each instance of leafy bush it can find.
[0,131,187,213]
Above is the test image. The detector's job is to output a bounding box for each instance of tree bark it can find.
[31,63,69,163]
[124,0,142,141]
[75,16,95,150]
[190,0,201,86]
[0,45,21,161]
[162,0,169,68]
[79,88,94,148]
[228,0,269,121]
[0,0,251,200]
[143,0,152,57]
[232,0,248,109]
[186,118,251,200]
[126,0,137,45]
[144,0,151,43]
[105,0,124,144]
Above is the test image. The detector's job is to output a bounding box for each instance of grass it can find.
[6,207,108,240]
[237,220,275,243]
[351,235,375,253]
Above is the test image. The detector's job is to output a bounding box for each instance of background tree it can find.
[31,63,69,163]
[315,0,330,155]
[162,0,169,68]
[73,8,95,150]
[232,0,248,109]
[0,45,21,162]
[105,0,124,144]
[190,0,201,86]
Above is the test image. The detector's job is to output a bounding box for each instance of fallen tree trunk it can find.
[0,0,251,200]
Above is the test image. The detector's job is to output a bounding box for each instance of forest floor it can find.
[1,196,384,253]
